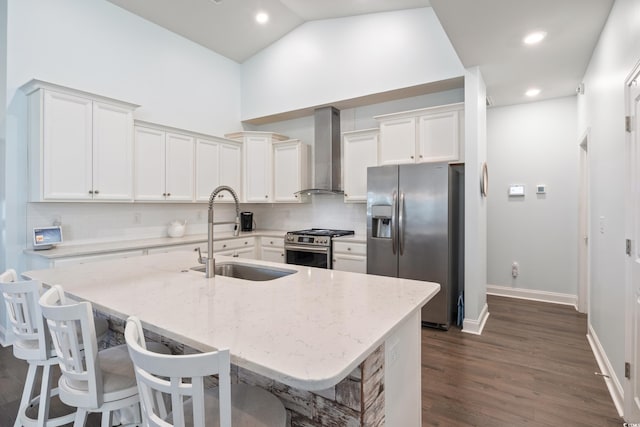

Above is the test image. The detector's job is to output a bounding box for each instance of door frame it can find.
[624,59,640,422]
[577,129,590,314]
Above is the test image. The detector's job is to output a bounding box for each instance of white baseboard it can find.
[462,303,489,335]
[487,284,578,309]
[587,323,624,417]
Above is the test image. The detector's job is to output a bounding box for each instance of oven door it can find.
[285,244,331,269]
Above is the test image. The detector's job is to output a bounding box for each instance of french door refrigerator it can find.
[366,162,464,329]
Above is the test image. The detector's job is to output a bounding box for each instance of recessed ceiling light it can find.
[523,31,547,45]
[525,88,541,97]
[256,12,269,24]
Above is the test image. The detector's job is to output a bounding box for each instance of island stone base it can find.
[102,312,385,427]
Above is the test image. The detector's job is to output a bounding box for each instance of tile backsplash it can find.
[27,196,366,246]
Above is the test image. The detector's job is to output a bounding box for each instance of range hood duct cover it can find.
[297,106,343,195]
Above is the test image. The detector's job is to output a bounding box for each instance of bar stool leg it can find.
[15,363,38,427]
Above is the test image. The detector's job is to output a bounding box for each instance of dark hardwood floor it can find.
[422,295,624,426]
[0,295,624,426]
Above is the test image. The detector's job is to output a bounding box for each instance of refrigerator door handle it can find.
[392,191,398,255]
[399,191,406,255]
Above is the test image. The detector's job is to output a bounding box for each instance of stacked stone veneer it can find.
[100,311,385,427]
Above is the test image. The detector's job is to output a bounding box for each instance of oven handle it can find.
[284,245,330,254]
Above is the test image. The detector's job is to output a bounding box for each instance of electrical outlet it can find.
[134,212,142,224]
[512,262,519,278]
[52,215,62,226]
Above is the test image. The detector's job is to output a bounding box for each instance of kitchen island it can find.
[24,252,439,426]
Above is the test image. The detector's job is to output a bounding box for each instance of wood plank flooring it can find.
[0,295,624,426]
[422,295,623,426]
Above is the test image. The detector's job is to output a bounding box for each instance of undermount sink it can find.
[190,262,296,281]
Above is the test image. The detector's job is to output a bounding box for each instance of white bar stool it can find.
[38,285,169,427]
[0,269,76,427]
[124,316,287,427]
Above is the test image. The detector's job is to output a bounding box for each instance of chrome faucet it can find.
[198,185,240,278]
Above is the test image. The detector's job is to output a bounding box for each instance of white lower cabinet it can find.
[51,250,145,268]
[260,237,285,263]
[332,241,366,274]
[213,237,256,259]
[147,243,205,255]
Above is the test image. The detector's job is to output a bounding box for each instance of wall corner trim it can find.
[587,323,625,417]
[462,303,489,335]
[487,284,578,309]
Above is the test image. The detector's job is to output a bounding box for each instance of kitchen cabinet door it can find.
[195,138,241,203]
[195,138,220,202]
[378,117,416,165]
[165,133,195,201]
[342,129,379,202]
[273,140,309,203]
[218,142,242,202]
[244,136,272,202]
[92,101,134,200]
[134,126,166,201]
[42,90,93,200]
[261,246,285,263]
[417,110,459,163]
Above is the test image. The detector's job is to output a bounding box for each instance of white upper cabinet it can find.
[23,80,137,202]
[375,103,463,166]
[134,123,195,202]
[244,135,272,202]
[225,131,290,203]
[378,117,416,165]
[195,137,242,203]
[342,129,379,202]
[273,139,309,203]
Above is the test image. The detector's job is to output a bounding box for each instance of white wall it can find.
[577,0,640,388]
[241,8,464,120]
[4,0,242,271]
[487,97,579,296]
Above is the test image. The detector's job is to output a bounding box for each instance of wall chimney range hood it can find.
[296,106,343,195]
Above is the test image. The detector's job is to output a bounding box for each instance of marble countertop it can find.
[24,230,288,259]
[24,252,439,391]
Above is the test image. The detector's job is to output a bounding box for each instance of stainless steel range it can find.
[284,229,355,269]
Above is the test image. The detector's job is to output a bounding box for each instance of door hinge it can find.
[626,239,632,256]
[625,362,631,379]
[626,115,633,133]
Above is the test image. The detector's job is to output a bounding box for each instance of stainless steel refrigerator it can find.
[366,162,464,329]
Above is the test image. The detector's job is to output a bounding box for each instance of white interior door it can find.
[625,65,640,422]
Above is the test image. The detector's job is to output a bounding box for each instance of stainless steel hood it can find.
[296,107,343,195]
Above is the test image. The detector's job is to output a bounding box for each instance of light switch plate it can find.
[509,185,525,196]
[536,184,546,194]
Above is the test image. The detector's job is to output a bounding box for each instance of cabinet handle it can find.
[265,195,268,199]
[167,193,171,197]
[280,253,284,257]
[410,155,414,159]
[347,247,351,251]
[244,241,248,245]
[344,193,348,197]
[233,253,239,257]
[419,154,423,159]
[162,193,166,197]
[218,194,224,198]
[295,194,298,198]
[270,241,274,244]
[88,190,93,194]
[223,244,227,248]
[94,190,99,194]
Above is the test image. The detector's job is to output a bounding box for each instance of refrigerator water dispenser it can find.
[371,205,392,238]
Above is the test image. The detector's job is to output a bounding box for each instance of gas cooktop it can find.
[287,228,355,237]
